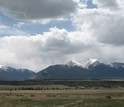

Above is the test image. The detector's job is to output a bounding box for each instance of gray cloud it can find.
[93,0,124,10]
[72,8,124,46]
[96,14,124,46]
[0,0,75,20]
[93,0,118,9]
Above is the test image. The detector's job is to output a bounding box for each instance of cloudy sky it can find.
[0,0,124,71]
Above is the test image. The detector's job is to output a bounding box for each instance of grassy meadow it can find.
[0,81,124,107]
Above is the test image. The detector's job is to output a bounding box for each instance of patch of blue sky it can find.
[86,0,97,9]
[0,11,74,36]
[19,19,74,35]
[0,12,20,27]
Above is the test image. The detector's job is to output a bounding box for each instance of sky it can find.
[0,0,124,71]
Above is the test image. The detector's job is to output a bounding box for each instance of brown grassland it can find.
[0,81,124,107]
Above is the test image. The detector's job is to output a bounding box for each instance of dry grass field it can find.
[0,81,124,107]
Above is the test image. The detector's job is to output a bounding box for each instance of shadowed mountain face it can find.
[32,65,88,80]
[0,66,35,81]
[33,60,124,80]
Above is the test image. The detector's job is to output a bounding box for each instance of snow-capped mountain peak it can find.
[0,65,3,68]
[66,59,101,68]
[0,65,35,81]
[66,60,83,67]
[0,65,13,72]
[85,58,101,68]
[88,59,98,64]
[0,65,8,69]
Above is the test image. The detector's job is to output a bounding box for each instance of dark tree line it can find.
[0,81,124,90]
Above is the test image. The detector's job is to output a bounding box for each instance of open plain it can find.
[0,81,124,107]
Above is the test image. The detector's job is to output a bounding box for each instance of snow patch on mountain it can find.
[110,62,124,68]
[0,65,3,68]
[0,65,17,72]
[66,59,101,69]
[0,65,8,70]
[84,58,100,69]
[66,60,83,68]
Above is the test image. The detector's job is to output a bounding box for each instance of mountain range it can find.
[0,65,35,81]
[0,59,124,81]
[32,59,124,80]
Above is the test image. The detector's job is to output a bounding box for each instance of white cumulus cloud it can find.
[0,27,92,71]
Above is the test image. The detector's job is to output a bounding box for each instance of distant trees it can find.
[0,81,124,91]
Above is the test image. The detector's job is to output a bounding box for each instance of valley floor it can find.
[0,81,124,107]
